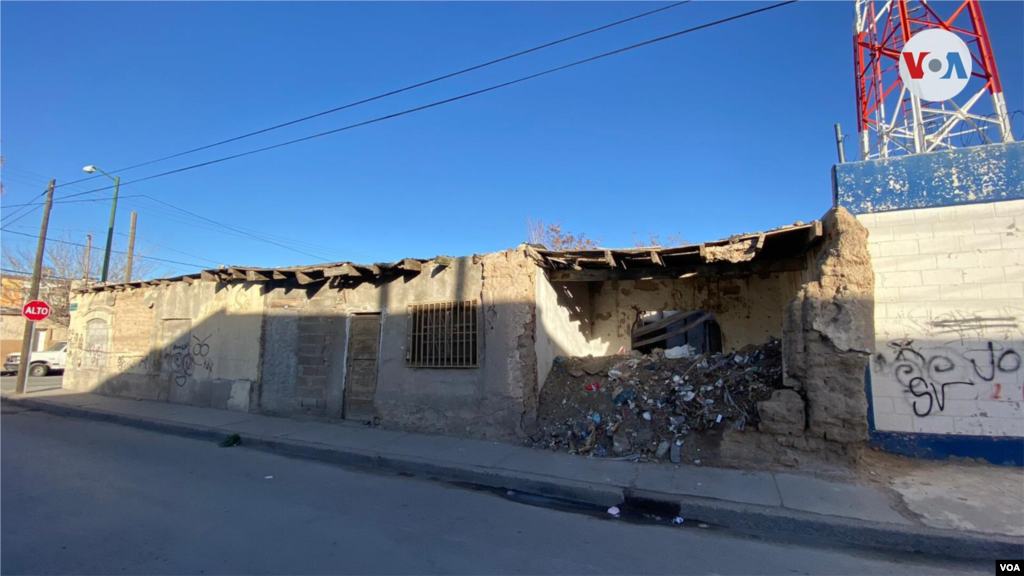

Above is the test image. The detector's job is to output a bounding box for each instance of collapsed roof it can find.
[75,221,822,293]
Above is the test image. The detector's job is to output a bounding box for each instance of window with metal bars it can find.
[406,300,479,368]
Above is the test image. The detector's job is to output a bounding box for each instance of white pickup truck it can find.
[4,342,68,376]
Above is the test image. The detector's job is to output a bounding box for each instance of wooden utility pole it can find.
[125,211,137,282]
[84,234,92,282]
[15,180,56,395]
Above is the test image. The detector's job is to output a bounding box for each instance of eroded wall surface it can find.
[257,250,539,439]
[783,208,874,445]
[65,282,263,412]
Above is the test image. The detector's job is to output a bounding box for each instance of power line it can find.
[2,194,144,209]
[1,230,205,268]
[134,195,332,262]
[1,267,75,281]
[54,1,693,190]
[116,197,366,260]
[54,1,798,203]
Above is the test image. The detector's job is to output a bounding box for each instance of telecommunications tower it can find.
[853,0,1013,159]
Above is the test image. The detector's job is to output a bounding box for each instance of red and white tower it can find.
[853,0,1013,159]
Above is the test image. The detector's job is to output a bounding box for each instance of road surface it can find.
[1,406,985,575]
[0,373,63,394]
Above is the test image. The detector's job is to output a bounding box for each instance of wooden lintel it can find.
[650,251,665,267]
[355,264,381,276]
[272,270,288,280]
[294,270,323,285]
[246,270,271,282]
[323,264,361,278]
[809,221,824,242]
[228,267,247,280]
[200,270,220,282]
[400,258,423,272]
[755,234,766,251]
[181,276,195,285]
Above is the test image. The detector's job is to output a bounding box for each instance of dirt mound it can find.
[531,338,784,461]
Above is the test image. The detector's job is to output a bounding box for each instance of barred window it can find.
[407,300,479,368]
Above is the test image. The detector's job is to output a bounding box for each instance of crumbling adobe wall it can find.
[479,249,540,438]
[782,207,874,444]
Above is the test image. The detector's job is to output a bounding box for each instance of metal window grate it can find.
[406,300,479,368]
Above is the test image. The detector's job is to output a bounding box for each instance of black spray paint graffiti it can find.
[165,334,214,387]
[876,339,1021,417]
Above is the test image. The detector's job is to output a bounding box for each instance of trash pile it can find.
[530,338,784,462]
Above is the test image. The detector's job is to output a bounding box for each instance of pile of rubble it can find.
[530,338,785,462]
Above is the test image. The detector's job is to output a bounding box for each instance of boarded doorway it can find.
[344,314,381,420]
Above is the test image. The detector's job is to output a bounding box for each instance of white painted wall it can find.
[860,199,1024,437]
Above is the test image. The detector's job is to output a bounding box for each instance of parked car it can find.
[4,341,68,376]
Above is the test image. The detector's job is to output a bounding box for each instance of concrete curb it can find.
[7,395,1022,561]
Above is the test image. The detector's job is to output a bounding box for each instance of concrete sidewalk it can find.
[4,389,1021,560]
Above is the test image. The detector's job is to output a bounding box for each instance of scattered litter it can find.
[698,523,709,529]
[530,339,784,458]
[665,344,696,359]
[264,475,273,479]
[507,490,515,496]
[607,506,621,517]
[693,459,702,465]
[672,517,685,525]
[219,434,241,448]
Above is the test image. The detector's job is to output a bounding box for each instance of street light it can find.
[83,165,120,282]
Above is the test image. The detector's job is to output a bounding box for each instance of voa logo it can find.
[899,28,972,102]
[998,560,1023,574]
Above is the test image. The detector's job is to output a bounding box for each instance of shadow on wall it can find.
[63,261,542,441]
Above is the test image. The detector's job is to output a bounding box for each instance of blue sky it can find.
[3,1,1022,277]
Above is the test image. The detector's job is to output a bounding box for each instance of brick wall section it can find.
[295,315,332,414]
[860,198,1024,437]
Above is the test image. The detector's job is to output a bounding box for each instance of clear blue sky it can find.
[3,1,1022,277]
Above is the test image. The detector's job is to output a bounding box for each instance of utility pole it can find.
[15,180,56,395]
[100,175,120,282]
[84,235,92,282]
[834,123,846,164]
[125,211,137,282]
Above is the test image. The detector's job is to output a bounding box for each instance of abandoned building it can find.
[62,141,1024,466]
[62,208,871,453]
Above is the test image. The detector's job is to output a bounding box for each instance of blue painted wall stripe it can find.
[833,142,1024,215]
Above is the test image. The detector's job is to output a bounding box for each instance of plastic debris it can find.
[672,517,685,525]
[592,413,602,423]
[665,344,695,359]
[265,476,274,479]
[531,338,784,457]
[607,506,621,517]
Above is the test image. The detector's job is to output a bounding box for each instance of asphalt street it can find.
[0,373,64,394]
[1,406,986,575]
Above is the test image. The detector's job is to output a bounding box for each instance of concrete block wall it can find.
[835,142,1024,465]
[861,199,1024,438]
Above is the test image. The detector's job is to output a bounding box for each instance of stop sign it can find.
[22,300,51,322]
